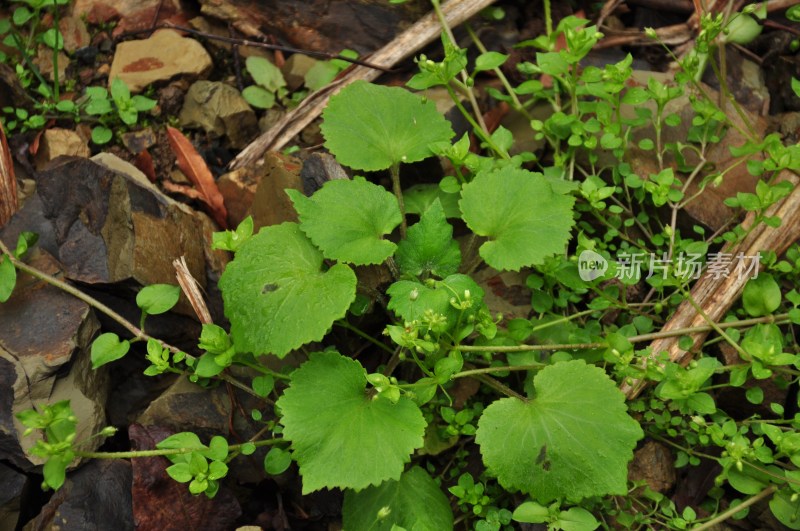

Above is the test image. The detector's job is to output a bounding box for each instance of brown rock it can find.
[628,441,676,493]
[34,128,90,170]
[178,80,258,148]
[0,250,106,470]
[218,166,261,227]
[108,29,213,93]
[282,54,318,91]
[250,151,303,229]
[120,127,157,155]
[59,16,90,53]
[33,47,69,83]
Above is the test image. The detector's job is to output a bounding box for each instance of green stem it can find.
[453,363,545,379]
[472,373,525,400]
[691,485,777,531]
[390,162,407,238]
[336,320,395,355]
[456,313,790,353]
[75,438,282,459]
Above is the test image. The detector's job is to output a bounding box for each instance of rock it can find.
[33,128,90,170]
[218,166,261,227]
[179,81,258,148]
[136,377,231,439]
[473,267,532,321]
[71,0,184,35]
[250,152,303,229]
[300,152,348,195]
[108,29,213,93]
[120,127,157,155]
[628,441,676,493]
[0,461,26,531]
[33,47,69,83]
[0,63,29,110]
[23,459,133,530]
[130,424,242,531]
[0,249,106,470]
[35,154,209,289]
[281,54,317,91]
[59,16,90,53]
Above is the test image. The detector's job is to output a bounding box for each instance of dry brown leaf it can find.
[0,120,17,227]
[133,149,156,182]
[166,126,228,228]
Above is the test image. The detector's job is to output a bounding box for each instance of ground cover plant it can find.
[5,0,800,529]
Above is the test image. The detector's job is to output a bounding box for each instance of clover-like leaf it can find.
[342,466,453,530]
[396,200,461,278]
[288,177,401,264]
[321,81,454,171]
[277,351,426,493]
[459,167,575,271]
[218,223,357,357]
[475,360,643,503]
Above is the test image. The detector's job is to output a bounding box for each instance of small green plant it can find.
[82,77,157,144]
[241,56,287,109]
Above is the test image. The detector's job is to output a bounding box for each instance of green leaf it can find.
[742,274,781,317]
[205,436,229,461]
[304,61,339,91]
[91,126,112,144]
[136,284,181,315]
[404,184,461,218]
[387,274,483,324]
[342,466,453,531]
[41,28,63,50]
[90,333,130,369]
[771,489,800,529]
[131,95,157,112]
[288,177,401,264]
[110,77,130,104]
[0,255,16,302]
[194,352,225,377]
[475,360,643,502]
[512,501,550,523]
[245,56,286,93]
[459,167,575,271]
[242,85,275,109]
[156,431,206,451]
[264,447,292,475]
[252,375,274,397]
[321,81,454,171]
[43,453,72,490]
[218,223,357,357]
[556,507,600,531]
[14,231,37,258]
[277,351,426,493]
[475,51,509,71]
[395,200,461,278]
[166,462,193,483]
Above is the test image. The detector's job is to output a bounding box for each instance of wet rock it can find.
[282,54,317,91]
[0,250,105,470]
[250,152,303,229]
[23,459,132,530]
[136,377,231,439]
[33,129,90,170]
[628,441,676,493]
[130,424,242,531]
[218,166,261,227]
[179,81,258,149]
[35,154,209,289]
[0,461,26,530]
[108,29,213,93]
[199,0,429,54]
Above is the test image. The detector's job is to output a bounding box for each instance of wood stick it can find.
[622,169,800,399]
[230,0,498,169]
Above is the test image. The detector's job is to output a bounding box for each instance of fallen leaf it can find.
[0,120,17,227]
[166,126,228,228]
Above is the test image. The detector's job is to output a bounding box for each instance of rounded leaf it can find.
[218,223,357,357]
[277,351,426,493]
[321,81,454,171]
[136,284,181,315]
[288,177,401,264]
[460,167,575,271]
[343,466,453,530]
[475,360,643,502]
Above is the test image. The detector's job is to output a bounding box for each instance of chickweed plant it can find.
[6,3,800,530]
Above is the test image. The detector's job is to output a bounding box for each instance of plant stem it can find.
[390,162,407,238]
[691,485,777,531]
[471,373,526,400]
[454,364,544,379]
[75,438,282,459]
[336,320,395,355]
[456,313,790,353]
